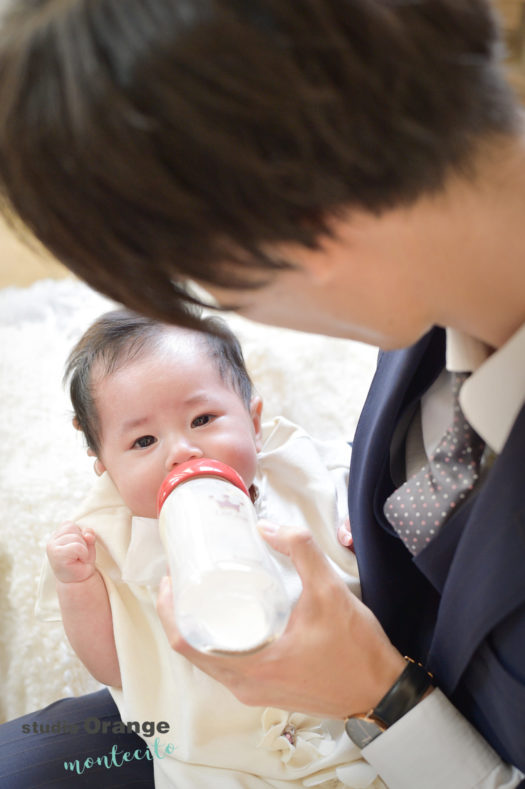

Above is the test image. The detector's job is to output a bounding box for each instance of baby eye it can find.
[191,414,215,428]
[132,435,157,449]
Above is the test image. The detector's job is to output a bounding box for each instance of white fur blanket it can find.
[0,278,377,723]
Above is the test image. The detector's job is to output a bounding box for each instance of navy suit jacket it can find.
[349,327,525,772]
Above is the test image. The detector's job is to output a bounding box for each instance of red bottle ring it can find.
[157,458,250,516]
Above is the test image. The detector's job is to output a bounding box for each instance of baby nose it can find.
[165,437,203,470]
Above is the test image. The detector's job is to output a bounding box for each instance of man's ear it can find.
[250,395,264,451]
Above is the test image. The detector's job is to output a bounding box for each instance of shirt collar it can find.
[446,325,525,453]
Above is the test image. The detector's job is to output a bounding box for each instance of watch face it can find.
[344,716,384,749]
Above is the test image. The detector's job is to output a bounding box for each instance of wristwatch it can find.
[345,657,434,748]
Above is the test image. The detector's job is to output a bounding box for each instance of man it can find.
[0,1,523,786]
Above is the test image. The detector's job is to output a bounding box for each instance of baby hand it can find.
[46,522,97,584]
[337,517,354,550]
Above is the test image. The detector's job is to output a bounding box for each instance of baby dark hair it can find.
[65,308,254,456]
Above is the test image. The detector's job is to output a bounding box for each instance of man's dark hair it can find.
[0,0,520,326]
[65,308,253,455]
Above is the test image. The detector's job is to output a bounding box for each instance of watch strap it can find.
[373,657,434,728]
[345,657,434,747]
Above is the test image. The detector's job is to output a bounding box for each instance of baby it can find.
[44,308,381,789]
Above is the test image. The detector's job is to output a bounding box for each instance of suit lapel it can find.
[421,400,525,693]
[355,329,446,529]
[350,329,446,654]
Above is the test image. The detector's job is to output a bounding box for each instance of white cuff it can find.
[362,688,523,789]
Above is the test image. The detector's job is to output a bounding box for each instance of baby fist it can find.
[46,522,97,584]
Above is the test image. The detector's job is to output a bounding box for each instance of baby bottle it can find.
[157,458,291,654]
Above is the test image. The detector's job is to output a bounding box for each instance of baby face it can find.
[93,333,262,518]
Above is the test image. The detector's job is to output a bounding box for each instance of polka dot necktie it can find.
[383,372,486,556]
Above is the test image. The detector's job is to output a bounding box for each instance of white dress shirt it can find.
[361,325,525,788]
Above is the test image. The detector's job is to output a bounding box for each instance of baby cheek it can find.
[117,469,155,514]
[236,446,259,487]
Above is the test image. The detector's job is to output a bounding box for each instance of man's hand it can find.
[46,522,97,584]
[157,520,405,719]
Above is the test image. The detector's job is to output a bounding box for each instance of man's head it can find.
[66,309,262,517]
[0,0,519,333]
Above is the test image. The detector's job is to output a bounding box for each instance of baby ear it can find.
[93,458,106,477]
[250,395,263,451]
[86,446,105,476]
[73,418,104,475]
